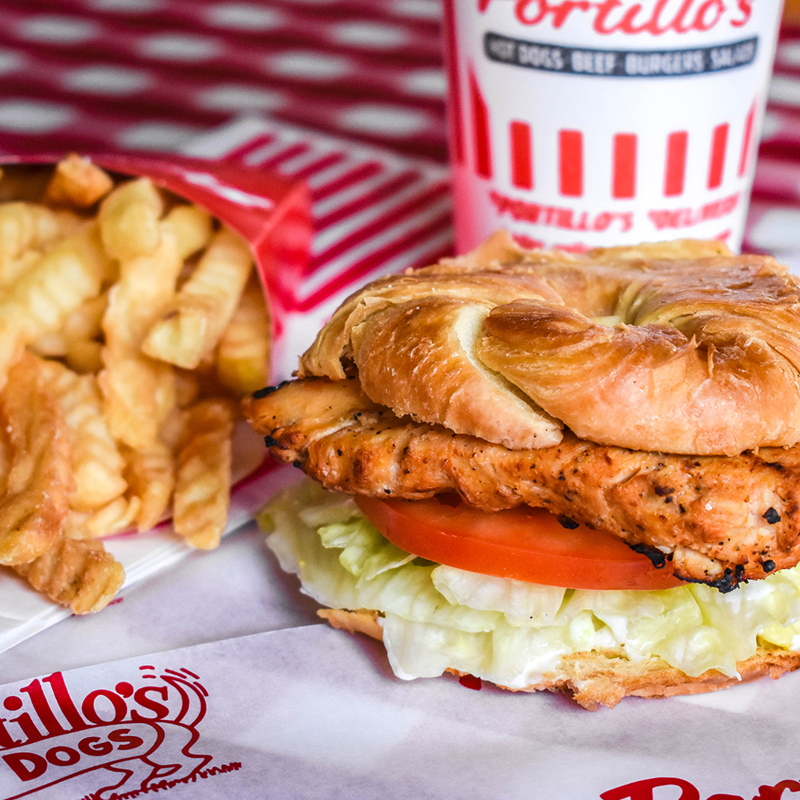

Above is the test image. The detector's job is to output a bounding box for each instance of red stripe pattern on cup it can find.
[470,68,492,179]
[467,69,757,203]
[510,121,534,190]
[708,123,730,189]
[665,131,689,197]
[613,134,637,199]
[559,130,584,197]
[738,105,756,177]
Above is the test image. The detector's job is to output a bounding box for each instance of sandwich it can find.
[243,232,800,709]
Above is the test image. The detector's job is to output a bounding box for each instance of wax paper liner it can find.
[1,623,800,799]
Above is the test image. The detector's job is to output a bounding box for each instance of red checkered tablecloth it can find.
[0,0,446,162]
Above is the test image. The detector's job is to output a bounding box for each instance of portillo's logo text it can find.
[0,666,235,799]
[478,0,754,35]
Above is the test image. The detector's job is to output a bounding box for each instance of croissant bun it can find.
[299,232,800,456]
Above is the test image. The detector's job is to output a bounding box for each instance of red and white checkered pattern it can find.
[0,0,446,161]
[1,0,800,263]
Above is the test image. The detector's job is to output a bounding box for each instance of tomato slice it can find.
[355,494,682,591]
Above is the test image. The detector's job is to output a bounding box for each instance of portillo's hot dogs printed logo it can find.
[0,666,239,799]
[601,775,800,799]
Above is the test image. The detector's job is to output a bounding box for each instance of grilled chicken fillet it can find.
[244,376,800,592]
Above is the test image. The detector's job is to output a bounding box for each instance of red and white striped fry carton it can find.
[443,0,783,253]
[4,152,313,353]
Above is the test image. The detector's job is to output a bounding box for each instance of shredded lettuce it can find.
[257,478,800,688]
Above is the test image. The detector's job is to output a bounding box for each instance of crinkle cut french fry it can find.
[0,352,73,565]
[99,355,176,452]
[142,227,254,370]
[44,153,114,209]
[0,224,113,387]
[124,442,174,532]
[0,225,111,339]
[0,202,84,265]
[64,495,141,540]
[165,203,214,260]
[62,291,107,374]
[101,220,181,347]
[173,368,201,409]
[99,177,164,261]
[13,538,125,614]
[216,274,271,396]
[31,291,107,362]
[30,328,67,359]
[159,404,187,453]
[0,249,42,291]
[99,222,182,450]
[63,290,107,341]
[173,398,235,550]
[37,359,127,512]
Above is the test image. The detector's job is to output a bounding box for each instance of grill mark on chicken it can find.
[243,377,800,591]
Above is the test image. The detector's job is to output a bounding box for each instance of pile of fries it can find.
[0,155,271,614]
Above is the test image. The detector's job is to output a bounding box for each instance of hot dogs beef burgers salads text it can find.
[244,232,800,709]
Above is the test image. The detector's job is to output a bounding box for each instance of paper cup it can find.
[442,0,783,253]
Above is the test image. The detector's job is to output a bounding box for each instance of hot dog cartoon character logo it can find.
[0,665,236,799]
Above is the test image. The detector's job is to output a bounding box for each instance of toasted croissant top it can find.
[298,231,800,456]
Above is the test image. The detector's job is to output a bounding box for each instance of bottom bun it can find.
[318,608,800,710]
